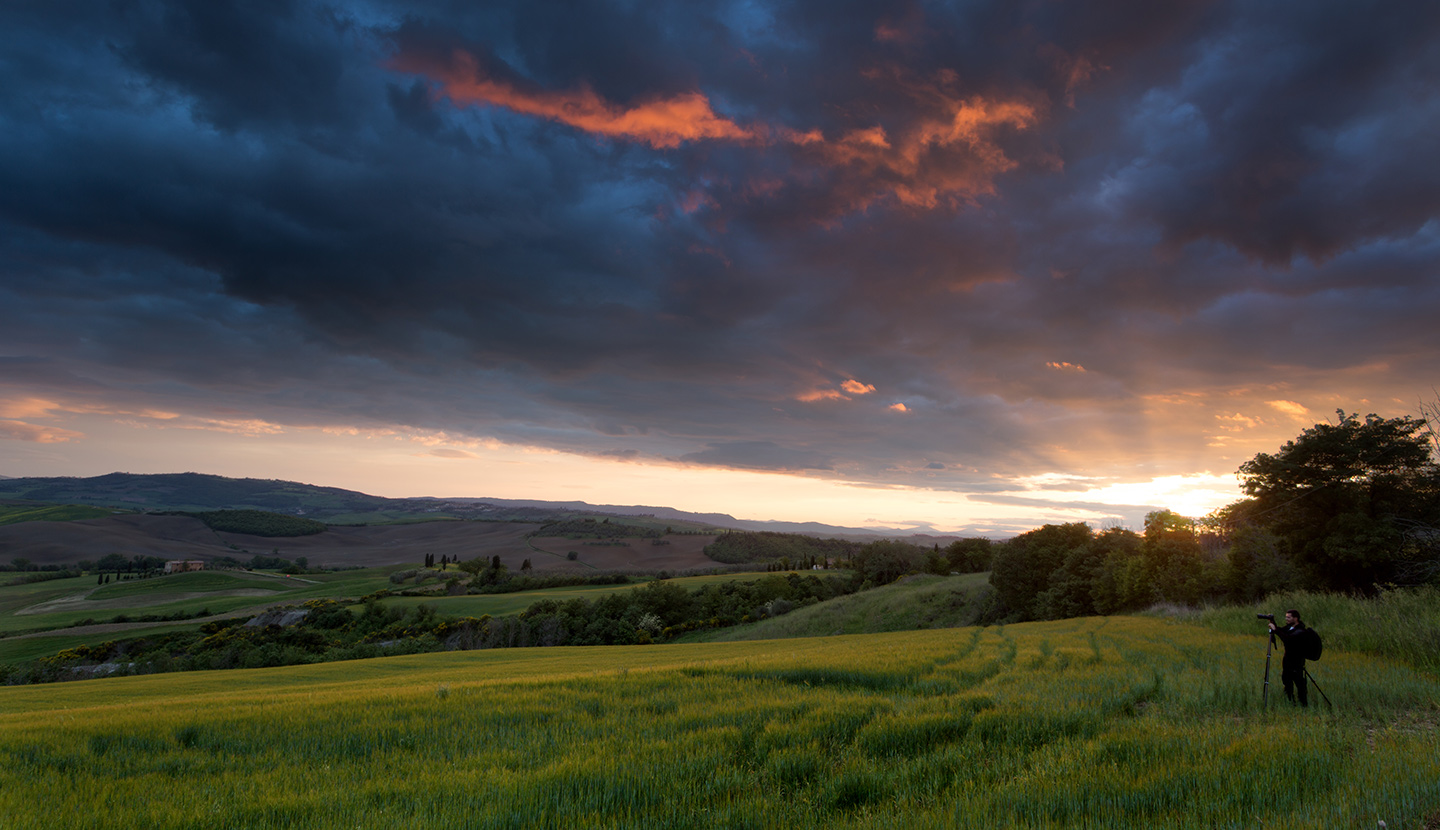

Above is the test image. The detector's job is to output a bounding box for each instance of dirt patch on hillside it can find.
[2,516,723,572]
[0,515,547,569]
[18,588,279,616]
[0,514,233,563]
[214,520,547,567]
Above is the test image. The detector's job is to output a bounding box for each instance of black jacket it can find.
[1274,622,1309,668]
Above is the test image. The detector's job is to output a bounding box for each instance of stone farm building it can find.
[163,560,205,574]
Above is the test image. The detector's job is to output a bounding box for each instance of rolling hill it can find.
[0,472,957,539]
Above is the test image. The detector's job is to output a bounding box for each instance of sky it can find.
[2,0,1437,536]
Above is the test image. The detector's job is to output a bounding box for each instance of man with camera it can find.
[1266,609,1310,707]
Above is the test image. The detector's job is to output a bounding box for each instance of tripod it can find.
[1305,667,1333,710]
[1262,629,1276,708]
[1262,628,1333,710]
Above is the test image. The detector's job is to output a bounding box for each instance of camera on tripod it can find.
[1255,613,1275,621]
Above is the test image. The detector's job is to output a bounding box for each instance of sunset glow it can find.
[2,1,1436,535]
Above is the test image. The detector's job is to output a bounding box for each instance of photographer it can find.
[1267,609,1310,707]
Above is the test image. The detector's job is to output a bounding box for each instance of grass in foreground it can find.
[1,615,1435,829]
[1191,585,1440,675]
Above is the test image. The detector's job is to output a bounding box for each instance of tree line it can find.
[703,531,859,565]
[983,410,1440,622]
[185,509,327,537]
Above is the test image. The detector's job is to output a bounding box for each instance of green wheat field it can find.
[2,614,1436,828]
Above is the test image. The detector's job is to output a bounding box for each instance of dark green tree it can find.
[1140,510,1215,606]
[1087,527,1146,614]
[851,540,924,586]
[1236,410,1440,592]
[944,538,993,573]
[96,553,129,573]
[990,523,1092,620]
[1223,524,1298,601]
[924,545,949,575]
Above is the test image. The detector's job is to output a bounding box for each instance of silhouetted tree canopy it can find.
[1235,410,1440,592]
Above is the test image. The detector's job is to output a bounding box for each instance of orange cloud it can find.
[0,396,179,421]
[1216,412,1260,432]
[678,189,719,215]
[804,93,1039,211]
[392,50,1041,215]
[1045,361,1087,372]
[1267,400,1310,419]
[126,415,286,436]
[0,419,84,443]
[0,397,63,419]
[797,389,847,402]
[797,378,877,402]
[424,448,477,459]
[397,50,760,149]
[889,403,909,412]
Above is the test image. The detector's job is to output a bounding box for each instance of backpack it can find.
[1302,627,1323,661]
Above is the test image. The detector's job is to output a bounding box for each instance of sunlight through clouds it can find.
[1,0,1436,532]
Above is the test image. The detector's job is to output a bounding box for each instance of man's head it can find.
[1285,609,1300,626]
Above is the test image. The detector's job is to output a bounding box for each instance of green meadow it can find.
[0,569,398,637]
[375,570,831,618]
[0,567,802,666]
[691,572,992,641]
[0,502,123,525]
[1,615,1435,828]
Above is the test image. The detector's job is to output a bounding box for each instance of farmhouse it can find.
[163,560,205,574]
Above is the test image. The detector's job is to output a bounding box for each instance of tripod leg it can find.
[1262,632,1275,709]
[1304,667,1333,709]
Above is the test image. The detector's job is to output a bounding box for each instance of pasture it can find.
[0,567,795,667]
[0,569,397,638]
[0,502,123,525]
[1,615,1435,828]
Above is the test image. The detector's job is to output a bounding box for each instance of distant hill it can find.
[0,472,392,517]
[0,512,699,571]
[0,473,964,540]
[0,473,629,527]
[420,496,959,540]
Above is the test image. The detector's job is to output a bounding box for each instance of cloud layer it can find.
[2,0,1437,522]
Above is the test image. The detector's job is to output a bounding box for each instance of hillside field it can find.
[0,569,811,666]
[1,615,1436,828]
[0,511,722,574]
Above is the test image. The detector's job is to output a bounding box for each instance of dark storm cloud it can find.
[1112,2,1440,265]
[117,0,366,131]
[1,0,1438,494]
